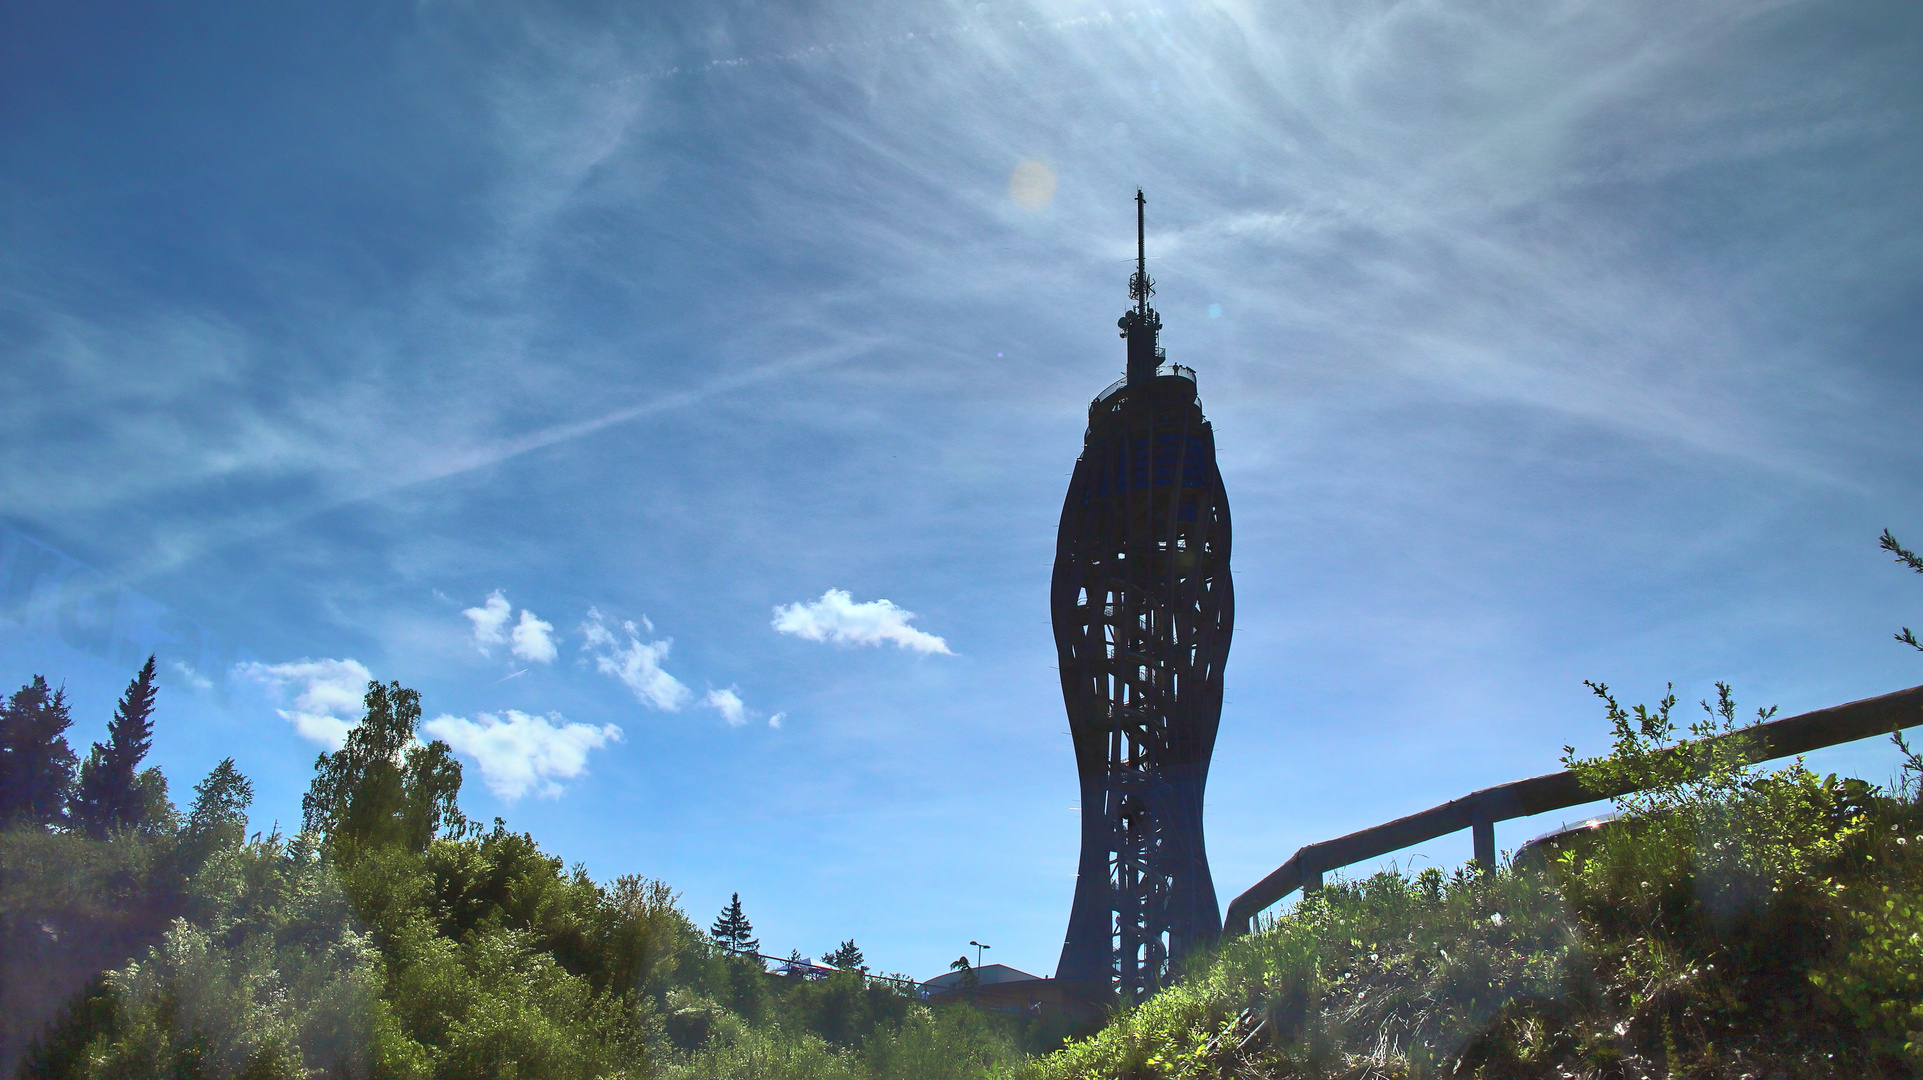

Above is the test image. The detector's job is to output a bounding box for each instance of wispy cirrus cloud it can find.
[171,660,214,692]
[772,589,951,655]
[423,709,621,800]
[235,657,372,749]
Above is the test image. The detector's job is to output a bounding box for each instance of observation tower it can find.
[1052,192,1233,1003]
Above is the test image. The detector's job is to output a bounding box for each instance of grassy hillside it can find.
[1027,687,1923,1079]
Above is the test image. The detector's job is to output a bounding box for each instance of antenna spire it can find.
[1128,188,1154,315]
[1120,189,1162,384]
[1123,188,1138,313]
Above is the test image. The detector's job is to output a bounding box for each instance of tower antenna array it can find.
[1129,188,1154,316]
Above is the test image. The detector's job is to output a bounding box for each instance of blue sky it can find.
[2,0,1920,981]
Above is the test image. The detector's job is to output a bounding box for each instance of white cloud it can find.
[511,609,557,664]
[422,710,622,800]
[581,607,694,710]
[236,657,372,750]
[704,687,749,726]
[171,660,214,692]
[768,712,785,730]
[465,590,557,663]
[463,591,512,655]
[771,589,952,655]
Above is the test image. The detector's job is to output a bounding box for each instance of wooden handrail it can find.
[1222,683,1923,935]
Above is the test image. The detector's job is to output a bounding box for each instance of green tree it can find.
[183,758,253,844]
[824,938,865,970]
[71,656,163,838]
[174,757,253,883]
[0,675,77,828]
[948,955,979,994]
[301,680,465,855]
[710,892,759,954]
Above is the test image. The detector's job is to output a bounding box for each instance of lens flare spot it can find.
[1009,159,1057,209]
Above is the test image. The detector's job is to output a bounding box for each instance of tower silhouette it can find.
[1052,192,1233,1003]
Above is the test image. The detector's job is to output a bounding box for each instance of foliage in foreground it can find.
[8,677,1026,1080]
[14,684,1923,1080]
[1028,686,1923,1080]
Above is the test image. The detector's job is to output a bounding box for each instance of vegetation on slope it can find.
[18,678,1919,1080]
[1027,686,1923,1079]
[4,676,1030,1080]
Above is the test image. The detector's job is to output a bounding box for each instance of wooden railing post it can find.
[1472,814,1495,875]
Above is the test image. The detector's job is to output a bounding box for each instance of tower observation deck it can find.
[1052,192,1233,1003]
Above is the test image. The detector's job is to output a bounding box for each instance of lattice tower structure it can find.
[1052,192,1232,1003]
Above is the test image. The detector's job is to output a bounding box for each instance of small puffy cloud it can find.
[771,589,952,655]
[236,657,372,749]
[704,687,749,726]
[511,609,557,664]
[582,607,694,710]
[768,712,786,730]
[423,710,622,800]
[465,591,558,663]
[464,591,512,654]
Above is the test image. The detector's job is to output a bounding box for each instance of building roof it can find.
[773,956,840,980]
[919,963,1042,992]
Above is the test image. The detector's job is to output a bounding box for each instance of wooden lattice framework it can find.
[1052,192,1233,1003]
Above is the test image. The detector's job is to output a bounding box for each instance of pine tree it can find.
[176,757,254,874]
[0,675,77,828]
[72,656,160,838]
[709,893,759,954]
[825,938,865,970]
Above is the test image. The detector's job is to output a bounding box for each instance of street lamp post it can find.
[969,940,991,968]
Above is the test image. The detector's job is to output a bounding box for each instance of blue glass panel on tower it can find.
[1052,192,1233,1005]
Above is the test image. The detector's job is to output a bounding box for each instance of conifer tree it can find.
[72,656,160,838]
[176,756,254,873]
[710,892,759,954]
[825,938,865,970]
[0,675,77,828]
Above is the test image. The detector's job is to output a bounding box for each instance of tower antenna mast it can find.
[1130,189,1153,315]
